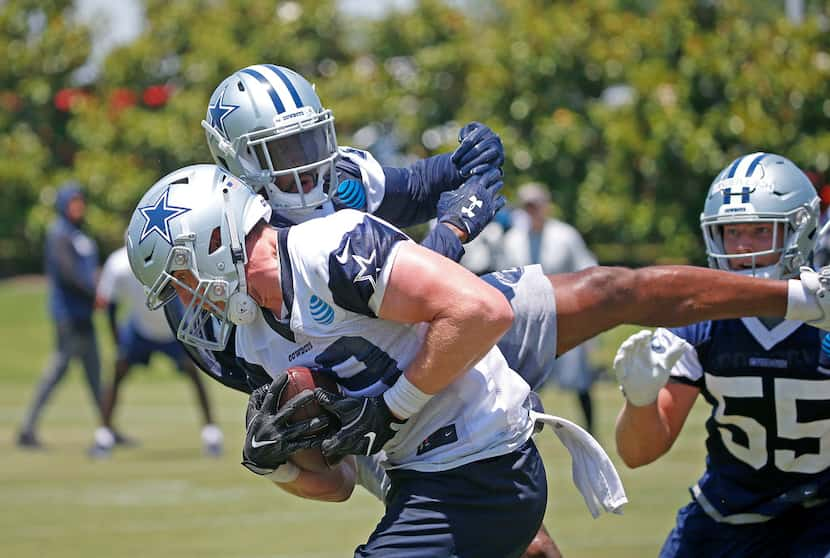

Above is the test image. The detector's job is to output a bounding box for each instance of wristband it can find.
[265,462,300,484]
[383,374,433,419]
[785,279,823,323]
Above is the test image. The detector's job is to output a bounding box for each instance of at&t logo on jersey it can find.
[309,295,334,325]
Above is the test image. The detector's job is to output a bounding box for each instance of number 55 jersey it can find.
[661,317,830,524]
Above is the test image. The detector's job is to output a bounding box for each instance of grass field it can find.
[0,277,712,558]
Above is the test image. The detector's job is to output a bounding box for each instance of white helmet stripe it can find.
[725,151,768,180]
[239,67,287,113]
[248,64,301,112]
[264,64,304,107]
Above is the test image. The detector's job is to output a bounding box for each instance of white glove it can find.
[786,266,830,330]
[613,329,685,407]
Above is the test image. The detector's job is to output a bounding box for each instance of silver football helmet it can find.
[126,164,271,350]
[202,64,338,221]
[701,152,819,279]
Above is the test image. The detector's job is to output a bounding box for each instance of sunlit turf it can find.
[0,277,710,557]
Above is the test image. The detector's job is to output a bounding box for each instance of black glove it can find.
[241,374,330,476]
[437,168,506,242]
[313,388,406,459]
[451,122,505,177]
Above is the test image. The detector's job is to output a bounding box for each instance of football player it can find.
[202,64,501,250]
[187,63,563,557]
[174,63,507,394]
[92,244,223,458]
[126,164,830,558]
[614,153,830,557]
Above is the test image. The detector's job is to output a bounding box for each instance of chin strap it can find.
[222,187,258,325]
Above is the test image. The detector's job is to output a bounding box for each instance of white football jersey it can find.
[235,210,534,472]
[98,247,175,342]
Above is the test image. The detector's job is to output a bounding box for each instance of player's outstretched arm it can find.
[550,264,816,356]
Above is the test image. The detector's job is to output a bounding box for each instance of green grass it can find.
[0,278,711,557]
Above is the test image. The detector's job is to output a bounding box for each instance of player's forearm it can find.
[555,265,789,354]
[275,458,357,502]
[614,400,674,468]
[625,266,788,324]
[403,294,513,395]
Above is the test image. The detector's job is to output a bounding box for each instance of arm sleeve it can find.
[53,234,96,300]
[420,223,464,263]
[374,153,463,227]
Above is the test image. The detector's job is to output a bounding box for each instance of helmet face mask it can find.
[203,65,339,218]
[700,152,820,280]
[127,165,271,350]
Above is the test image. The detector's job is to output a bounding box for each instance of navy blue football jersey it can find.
[659,318,830,522]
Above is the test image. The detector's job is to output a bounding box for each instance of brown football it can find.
[278,366,340,472]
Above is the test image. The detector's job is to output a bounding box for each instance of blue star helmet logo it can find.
[138,189,191,245]
[207,89,239,139]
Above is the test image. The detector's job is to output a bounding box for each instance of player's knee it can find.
[522,524,563,558]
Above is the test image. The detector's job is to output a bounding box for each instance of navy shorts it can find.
[660,499,830,558]
[355,440,547,558]
[118,321,186,369]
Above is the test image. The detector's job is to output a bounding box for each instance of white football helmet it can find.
[700,152,819,279]
[202,64,338,221]
[126,164,271,350]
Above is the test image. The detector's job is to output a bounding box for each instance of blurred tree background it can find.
[3,0,830,275]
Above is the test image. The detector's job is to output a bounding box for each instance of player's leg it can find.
[18,321,75,448]
[577,390,594,435]
[77,325,103,414]
[91,323,146,457]
[355,440,546,558]
[166,340,223,457]
[101,358,131,430]
[660,501,780,558]
[520,523,562,558]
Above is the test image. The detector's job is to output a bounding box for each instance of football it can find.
[278,366,340,472]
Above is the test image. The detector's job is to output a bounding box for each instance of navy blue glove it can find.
[314,388,406,458]
[437,168,506,243]
[241,374,330,476]
[451,122,505,177]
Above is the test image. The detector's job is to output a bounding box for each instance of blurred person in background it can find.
[614,153,830,558]
[499,183,599,433]
[90,242,223,458]
[17,183,102,449]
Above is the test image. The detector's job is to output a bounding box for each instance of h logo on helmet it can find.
[722,187,752,205]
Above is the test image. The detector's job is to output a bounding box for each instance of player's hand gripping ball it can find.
[242,367,341,477]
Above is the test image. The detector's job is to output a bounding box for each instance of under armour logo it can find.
[461,195,483,218]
